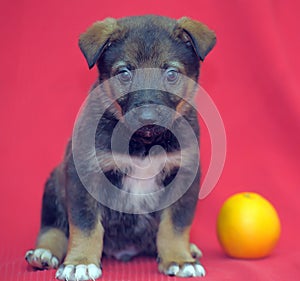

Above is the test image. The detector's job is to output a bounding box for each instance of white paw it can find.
[56,264,102,281]
[25,248,59,269]
[162,262,206,277]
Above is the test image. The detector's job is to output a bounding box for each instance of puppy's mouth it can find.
[133,125,166,143]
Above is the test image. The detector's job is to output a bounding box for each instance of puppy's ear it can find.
[79,18,120,69]
[175,17,216,61]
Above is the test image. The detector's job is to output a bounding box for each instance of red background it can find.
[1,0,299,280]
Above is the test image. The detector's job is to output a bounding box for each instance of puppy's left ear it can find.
[175,17,216,61]
[79,18,121,69]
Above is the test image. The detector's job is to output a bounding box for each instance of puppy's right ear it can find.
[79,18,120,69]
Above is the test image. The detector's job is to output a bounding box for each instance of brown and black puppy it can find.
[25,15,216,280]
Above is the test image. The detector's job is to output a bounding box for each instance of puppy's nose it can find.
[137,107,158,125]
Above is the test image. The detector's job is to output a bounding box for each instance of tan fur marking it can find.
[175,76,198,116]
[176,99,187,115]
[102,80,123,121]
[36,228,68,261]
[157,208,195,270]
[64,220,104,266]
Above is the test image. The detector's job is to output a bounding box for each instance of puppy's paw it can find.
[56,264,102,281]
[159,261,206,277]
[25,248,59,269]
[190,243,203,259]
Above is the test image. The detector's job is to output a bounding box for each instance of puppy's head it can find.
[79,16,216,143]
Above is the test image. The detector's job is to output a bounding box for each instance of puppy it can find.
[25,15,216,280]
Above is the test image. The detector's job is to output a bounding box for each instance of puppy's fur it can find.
[25,15,216,280]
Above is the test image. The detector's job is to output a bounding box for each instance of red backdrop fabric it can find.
[0,0,299,280]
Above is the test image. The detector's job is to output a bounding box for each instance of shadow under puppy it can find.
[25,15,216,280]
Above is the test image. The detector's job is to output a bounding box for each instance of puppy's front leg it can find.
[157,208,205,278]
[56,156,104,281]
[56,219,104,281]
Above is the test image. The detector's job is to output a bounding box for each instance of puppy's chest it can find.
[122,156,164,193]
[98,150,182,192]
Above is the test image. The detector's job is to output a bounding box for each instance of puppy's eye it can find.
[117,68,132,83]
[165,68,179,84]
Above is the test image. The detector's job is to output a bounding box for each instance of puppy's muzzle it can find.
[125,104,173,142]
[134,105,160,126]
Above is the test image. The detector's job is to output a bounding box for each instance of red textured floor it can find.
[1,0,300,280]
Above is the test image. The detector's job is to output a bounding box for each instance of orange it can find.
[216,192,281,259]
